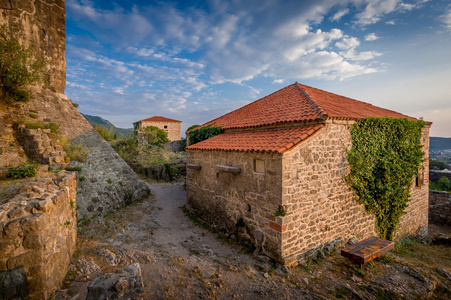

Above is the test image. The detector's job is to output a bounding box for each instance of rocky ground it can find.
[56,178,451,299]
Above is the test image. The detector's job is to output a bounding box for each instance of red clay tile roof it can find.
[194,82,418,131]
[187,124,323,154]
[133,116,182,124]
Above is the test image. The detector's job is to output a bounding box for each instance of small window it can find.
[254,159,265,173]
[164,125,168,129]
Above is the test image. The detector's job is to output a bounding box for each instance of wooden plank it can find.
[216,165,241,174]
[341,236,394,264]
[187,164,202,170]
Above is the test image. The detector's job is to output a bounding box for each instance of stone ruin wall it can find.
[186,150,284,258]
[280,121,430,265]
[2,87,151,219]
[141,120,182,142]
[0,0,66,93]
[429,190,451,226]
[0,171,77,299]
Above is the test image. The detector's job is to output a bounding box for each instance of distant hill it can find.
[82,114,133,137]
[430,137,451,150]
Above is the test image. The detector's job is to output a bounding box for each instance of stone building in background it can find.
[186,82,431,265]
[133,116,182,141]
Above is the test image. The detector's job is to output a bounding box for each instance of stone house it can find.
[186,82,430,265]
[133,116,182,141]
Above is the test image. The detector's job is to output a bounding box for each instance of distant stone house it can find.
[133,116,182,141]
[186,82,431,265]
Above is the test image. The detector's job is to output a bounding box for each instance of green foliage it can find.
[4,163,38,179]
[94,125,121,141]
[25,121,44,129]
[65,166,82,172]
[0,25,48,104]
[429,176,451,192]
[186,124,223,146]
[429,160,448,170]
[29,113,38,119]
[143,126,169,146]
[46,122,60,134]
[70,99,79,108]
[187,124,200,131]
[346,117,425,240]
[64,144,89,163]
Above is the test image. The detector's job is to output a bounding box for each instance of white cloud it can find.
[272,79,285,84]
[355,0,401,25]
[385,20,396,25]
[331,8,350,21]
[340,49,383,61]
[365,33,380,41]
[439,9,451,31]
[335,37,360,49]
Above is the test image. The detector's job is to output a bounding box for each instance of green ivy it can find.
[4,163,38,179]
[346,117,425,240]
[187,124,223,146]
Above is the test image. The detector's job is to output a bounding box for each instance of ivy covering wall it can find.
[187,124,223,146]
[346,117,425,240]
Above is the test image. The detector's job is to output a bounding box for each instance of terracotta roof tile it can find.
[187,124,323,154]
[195,82,420,131]
[134,116,181,124]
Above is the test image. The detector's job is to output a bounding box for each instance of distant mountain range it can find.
[430,137,451,150]
[82,114,133,137]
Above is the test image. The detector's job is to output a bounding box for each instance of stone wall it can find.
[0,171,77,299]
[186,150,283,258]
[280,122,376,264]
[69,130,151,219]
[2,87,151,219]
[164,140,185,152]
[396,126,430,239]
[16,126,67,169]
[140,120,181,142]
[429,170,451,183]
[280,121,430,264]
[187,121,431,265]
[429,190,451,226]
[0,0,66,93]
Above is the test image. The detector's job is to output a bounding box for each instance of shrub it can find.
[65,166,82,172]
[143,126,169,146]
[95,125,120,141]
[0,25,47,104]
[430,176,451,192]
[64,144,89,163]
[4,163,38,179]
[29,113,38,119]
[70,99,79,108]
[25,121,44,129]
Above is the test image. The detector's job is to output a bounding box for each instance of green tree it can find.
[346,117,425,240]
[429,160,448,170]
[438,176,451,191]
[0,25,47,104]
[143,126,169,146]
[186,124,223,145]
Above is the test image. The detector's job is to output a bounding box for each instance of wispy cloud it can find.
[364,33,380,41]
[331,8,350,21]
[439,9,451,31]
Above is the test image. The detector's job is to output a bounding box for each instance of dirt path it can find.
[58,181,451,299]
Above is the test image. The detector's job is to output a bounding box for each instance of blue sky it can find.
[65,0,451,137]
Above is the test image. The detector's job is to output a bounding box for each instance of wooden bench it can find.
[341,236,395,263]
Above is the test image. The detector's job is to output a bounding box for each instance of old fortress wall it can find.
[0,171,77,299]
[0,0,66,93]
[1,1,151,297]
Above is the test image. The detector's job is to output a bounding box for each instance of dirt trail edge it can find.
[57,181,451,300]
